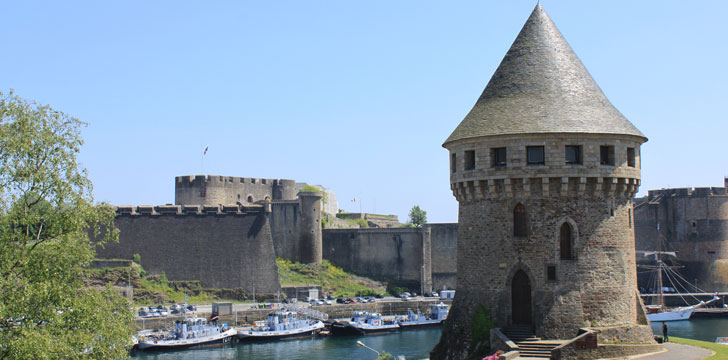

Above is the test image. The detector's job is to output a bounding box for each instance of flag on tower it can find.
[203,145,209,156]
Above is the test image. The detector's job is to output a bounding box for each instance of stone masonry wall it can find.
[96,205,280,295]
[429,223,459,291]
[322,228,432,290]
[175,175,296,205]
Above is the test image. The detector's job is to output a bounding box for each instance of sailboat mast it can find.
[657,222,664,308]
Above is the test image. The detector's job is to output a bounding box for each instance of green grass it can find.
[672,337,728,359]
[276,258,385,297]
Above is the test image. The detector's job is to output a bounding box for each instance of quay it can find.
[134,298,450,330]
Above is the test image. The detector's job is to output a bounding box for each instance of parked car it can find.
[375,293,385,299]
[137,308,149,317]
[363,297,375,303]
[399,292,411,299]
[430,292,439,298]
[323,299,333,305]
[170,304,182,312]
[336,298,346,304]
[186,305,197,311]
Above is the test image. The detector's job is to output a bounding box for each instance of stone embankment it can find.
[135,299,450,330]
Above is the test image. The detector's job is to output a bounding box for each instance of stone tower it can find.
[298,191,324,264]
[433,5,654,359]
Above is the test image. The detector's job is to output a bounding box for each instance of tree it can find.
[408,205,427,227]
[0,90,133,359]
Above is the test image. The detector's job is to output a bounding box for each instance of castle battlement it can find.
[452,176,640,203]
[115,204,265,216]
[175,175,294,187]
[648,186,728,200]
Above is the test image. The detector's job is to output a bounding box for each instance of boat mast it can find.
[657,223,664,309]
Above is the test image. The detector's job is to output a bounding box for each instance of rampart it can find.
[96,204,281,295]
[321,224,458,293]
[175,175,296,205]
[635,183,728,291]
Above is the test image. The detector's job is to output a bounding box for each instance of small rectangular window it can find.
[451,153,456,173]
[527,146,545,165]
[464,150,475,170]
[547,266,557,281]
[627,147,636,167]
[565,145,582,164]
[491,147,506,167]
[600,145,615,166]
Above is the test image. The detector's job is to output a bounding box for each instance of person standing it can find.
[662,322,669,342]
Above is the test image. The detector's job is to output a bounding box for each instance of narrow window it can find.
[560,223,573,260]
[565,145,582,165]
[491,147,506,167]
[451,153,457,173]
[628,208,632,228]
[627,147,636,167]
[600,145,615,166]
[464,150,475,170]
[527,146,545,165]
[247,195,254,203]
[547,266,557,281]
[514,203,527,237]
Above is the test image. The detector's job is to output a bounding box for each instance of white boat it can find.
[640,248,720,322]
[396,302,449,328]
[136,317,236,350]
[236,309,325,342]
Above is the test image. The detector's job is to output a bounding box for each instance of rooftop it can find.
[444,4,646,146]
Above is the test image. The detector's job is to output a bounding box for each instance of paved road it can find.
[626,342,714,360]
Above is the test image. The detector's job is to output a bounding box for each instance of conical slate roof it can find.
[444,5,646,146]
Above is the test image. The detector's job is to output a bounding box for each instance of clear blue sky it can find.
[2,1,726,223]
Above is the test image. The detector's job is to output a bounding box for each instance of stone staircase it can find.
[502,326,565,359]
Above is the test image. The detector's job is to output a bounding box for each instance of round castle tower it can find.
[298,191,323,264]
[434,5,653,358]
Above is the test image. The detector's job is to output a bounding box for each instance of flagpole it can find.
[201,145,204,174]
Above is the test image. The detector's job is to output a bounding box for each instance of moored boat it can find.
[136,317,236,351]
[396,302,449,328]
[330,311,399,336]
[236,309,325,342]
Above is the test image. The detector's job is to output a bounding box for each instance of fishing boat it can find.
[236,309,325,342]
[330,311,399,336]
[136,317,236,350]
[396,302,449,328]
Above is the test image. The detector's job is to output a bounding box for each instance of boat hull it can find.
[329,321,399,336]
[398,320,444,329]
[647,308,694,322]
[237,324,324,342]
[137,330,236,351]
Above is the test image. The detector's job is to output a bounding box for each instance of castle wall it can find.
[175,175,296,205]
[321,226,458,292]
[634,186,728,291]
[270,201,301,262]
[96,205,280,295]
[322,228,430,286]
[429,223,459,291]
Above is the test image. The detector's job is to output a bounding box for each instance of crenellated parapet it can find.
[648,186,728,200]
[115,203,266,216]
[451,176,640,203]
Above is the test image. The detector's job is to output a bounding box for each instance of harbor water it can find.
[132,318,728,359]
[132,327,442,360]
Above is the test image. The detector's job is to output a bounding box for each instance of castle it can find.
[432,5,656,359]
[634,178,728,294]
[97,174,459,298]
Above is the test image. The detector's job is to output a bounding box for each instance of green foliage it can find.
[469,305,494,353]
[377,352,394,360]
[408,205,427,227]
[276,258,385,297]
[132,253,141,264]
[0,90,133,359]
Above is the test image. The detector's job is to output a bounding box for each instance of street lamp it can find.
[356,341,380,356]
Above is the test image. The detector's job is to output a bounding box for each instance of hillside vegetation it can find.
[276,258,386,297]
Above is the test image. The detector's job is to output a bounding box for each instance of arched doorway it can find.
[511,270,532,325]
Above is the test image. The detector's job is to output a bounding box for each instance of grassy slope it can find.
[672,337,728,359]
[276,258,386,297]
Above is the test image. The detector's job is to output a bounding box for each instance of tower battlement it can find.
[175,175,296,205]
